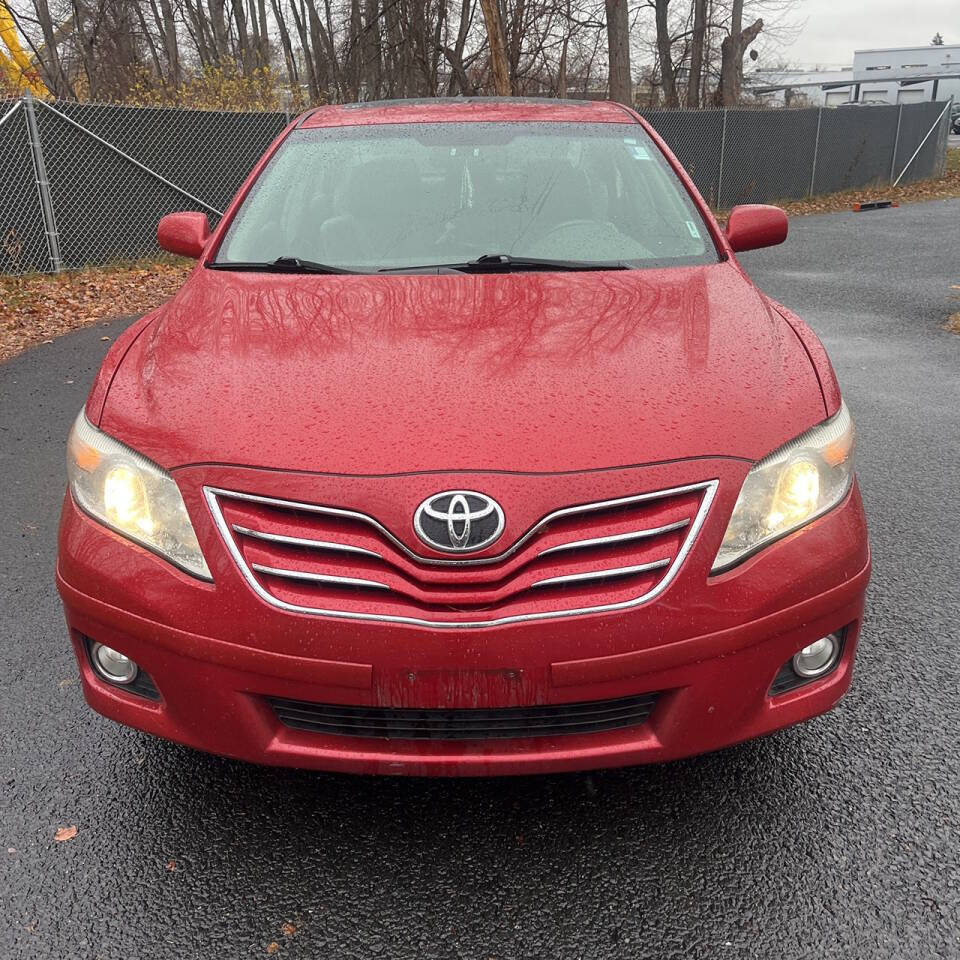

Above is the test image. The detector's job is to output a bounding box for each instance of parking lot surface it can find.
[2,198,959,959]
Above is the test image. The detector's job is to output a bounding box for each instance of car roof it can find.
[299,97,636,128]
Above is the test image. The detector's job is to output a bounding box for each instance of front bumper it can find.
[56,470,870,776]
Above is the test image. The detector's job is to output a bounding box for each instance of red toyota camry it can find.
[56,98,870,776]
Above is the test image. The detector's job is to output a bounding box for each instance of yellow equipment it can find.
[0,2,49,96]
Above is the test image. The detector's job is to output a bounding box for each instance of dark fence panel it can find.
[0,99,50,274]
[638,109,724,207]
[35,102,287,270]
[718,108,820,205]
[812,104,901,195]
[892,100,950,184]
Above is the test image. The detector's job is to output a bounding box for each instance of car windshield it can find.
[215,121,717,272]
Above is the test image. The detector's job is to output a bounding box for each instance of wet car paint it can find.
[57,98,869,774]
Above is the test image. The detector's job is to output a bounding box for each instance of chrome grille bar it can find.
[234,524,382,559]
[537,519,689,558]
[251,563,391,591]
[531,558,670,590]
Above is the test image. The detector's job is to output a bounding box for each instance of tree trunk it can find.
[363,0,382,99]
[605,0,630,106]
[71,0,99,99]
[290,0,320,99]
[207,0,232,61]
[232,0,255,73]
[479,0,510,95]
[271,0,299,91]
[182,0,214,66]
[441,0,475,95]
[653,0,677,108]
[133,1,166,84]
[716,1,762,106]
[29,0,73,96]
[686,0,705,108]
[256,0,270,65]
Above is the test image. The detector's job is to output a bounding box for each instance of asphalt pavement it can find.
[2,198,959,959]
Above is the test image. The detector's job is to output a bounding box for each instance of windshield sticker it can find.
[685,220,701,238]
[625,143,651,160]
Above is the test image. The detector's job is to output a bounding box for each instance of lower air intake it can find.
[269,693,660,741]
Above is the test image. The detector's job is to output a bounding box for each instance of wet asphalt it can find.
[2,198,959,959]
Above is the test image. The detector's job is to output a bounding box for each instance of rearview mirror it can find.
[157,212,211,259]
[725,204,788,253]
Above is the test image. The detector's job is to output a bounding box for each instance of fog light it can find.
[90,642,139,685]
[792,635,839,678]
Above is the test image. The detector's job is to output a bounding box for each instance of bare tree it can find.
[715,0,762,105]
[651,0,679,107]
[2,0,799,111]
[604,0,629,104]
[685,0,705,106]
[478,0,510,94]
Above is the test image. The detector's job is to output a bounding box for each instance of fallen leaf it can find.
[280,921,298,937]
[266,943,280,955]
[167,859,176,871]
[54,825,77,842]
[1,258,191,363]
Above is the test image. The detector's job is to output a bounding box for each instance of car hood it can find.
[99,262,826,474]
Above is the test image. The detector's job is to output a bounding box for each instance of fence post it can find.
[717,108,728,209]
[890,104,903,182]
[809,107,822,198]
[938,97,954,176]
[23,91,62,273]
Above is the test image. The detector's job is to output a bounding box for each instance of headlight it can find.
[67,411,211,580]
[711,401,855,573]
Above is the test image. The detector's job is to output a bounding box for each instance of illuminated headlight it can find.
[67,411,211,579]
[711,402,855,572]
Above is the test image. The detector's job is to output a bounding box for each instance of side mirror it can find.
[725,204,788,253]
[157,212,211,259]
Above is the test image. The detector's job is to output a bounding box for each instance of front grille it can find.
[269,693,660,741]
[206,480,716,627]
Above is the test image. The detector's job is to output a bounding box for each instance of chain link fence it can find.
[640,100,952,210]
[0,96,953,276]
[1,96,287,275]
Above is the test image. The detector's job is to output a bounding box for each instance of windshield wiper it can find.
[379,254,630,274]
[209,256,358,274]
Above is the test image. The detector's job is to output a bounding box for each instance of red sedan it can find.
[56,98,870,776]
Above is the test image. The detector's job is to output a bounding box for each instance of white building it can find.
[748,43,960,106]
[853,44,960,103]
[747,68,854,106]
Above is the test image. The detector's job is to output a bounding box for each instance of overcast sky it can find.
[779,0,956,67]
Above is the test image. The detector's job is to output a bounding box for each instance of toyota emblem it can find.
[413,491,505,553]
